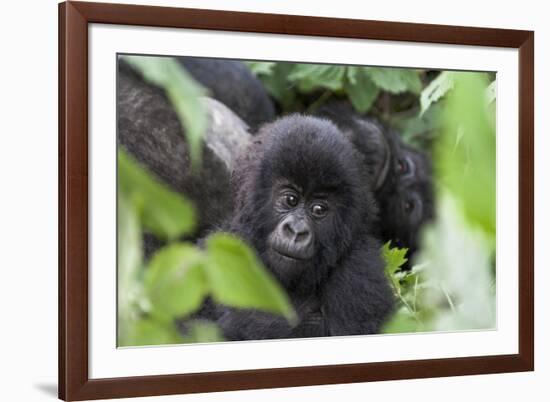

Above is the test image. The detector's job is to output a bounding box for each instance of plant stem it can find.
[307,90,332,114]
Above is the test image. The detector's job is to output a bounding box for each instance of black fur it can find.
[117,59,234,248]
[317,100,434,260]
[177,57,276,131]
[209,115,395,340]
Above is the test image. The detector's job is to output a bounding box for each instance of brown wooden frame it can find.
[59,1,534,400]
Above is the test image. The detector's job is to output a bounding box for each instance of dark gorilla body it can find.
[117,57,277,255]
[118,57,433,265]
[176,57,276,131]
[172,59,434,261]
[117,60,233,238]
[208,115,395,340]
[317,101,434,261]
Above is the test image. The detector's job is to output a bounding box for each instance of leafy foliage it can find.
[366,67,422,94]
[382,242,426,332]
[382,241,409,276]
[382,70,496,334]
[438,72,496,238]
[247,62,422,114]
[118,151,297,346]
[420,71,455,116]
[117,59,296,347]
[118,55,497,345]
[249,62,299,111]
[287,64,346,92]
[345,67,380,113]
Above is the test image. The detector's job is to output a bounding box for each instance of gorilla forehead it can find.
[258,115,362,193]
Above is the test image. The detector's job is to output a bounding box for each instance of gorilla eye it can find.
[311,204,328,218]
[404,199,415,214]
[284,193,299,208]
[396,158,409,175]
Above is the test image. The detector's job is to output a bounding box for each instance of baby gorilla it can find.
[212,115,395,341]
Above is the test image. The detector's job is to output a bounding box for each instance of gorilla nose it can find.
[283,219,312,246]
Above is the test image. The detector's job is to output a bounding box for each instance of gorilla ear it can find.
[359,121,391,190]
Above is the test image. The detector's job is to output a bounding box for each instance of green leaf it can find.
[118,149,196,240]
[123,318,185,346]
[144,243,207,321]
[381,241,409,276]
[204,233,296,322]
[288,64,346,92]
[438,72,495,237]
[117,192,144,345]
[117,192,143,295]
[258,63,298,112]
[181,320,225,343]
[366,67,422,94]
[392,102,443,146]
[122,55,207,168]
[420,71,455,116]
[414,195,496,331]
[246,61,276,75]
[486,80,496,104]
[382,307,424,334]
[344,67,380,113]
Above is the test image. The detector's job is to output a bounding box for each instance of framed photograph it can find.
[59,1,534,400]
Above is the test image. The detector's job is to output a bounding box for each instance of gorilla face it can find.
[265,178,347,281]
[210,115,394,341]
[231,114,377,289]
[268,182,320,261]
[315,100,434,260]
[380,140,434,255]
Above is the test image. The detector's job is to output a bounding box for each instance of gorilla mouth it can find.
[272,246,311,261]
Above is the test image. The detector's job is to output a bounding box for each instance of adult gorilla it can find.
[176,57,276,131]
[209,115,395,341]
[117,59,252,253]
[317,100,434,262]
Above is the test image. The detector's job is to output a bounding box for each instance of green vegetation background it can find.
[118,56,496,346]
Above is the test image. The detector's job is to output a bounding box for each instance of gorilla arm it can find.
[214,239,395,341]
[213,295,329,341]
[321,237,395,336]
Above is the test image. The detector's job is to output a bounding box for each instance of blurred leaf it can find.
[117,192,144,345]
[123,318,184,346]
[366,67,422,94]
[117,192,143,296]
[420,71,455,116]
[486,80,496,104]
[415,195,496,331]
[288,64,345,92]
[382,307,424,334]
[204,233,296,322]
[181,320,225,343]
[122,55,207,168]
[392,103,443,146]
[438,72,495,238]
[246,61,276,75]
[345,67,380,113]
[259,63,298,111]
[144,243,207,321]
[118,149,196,240]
